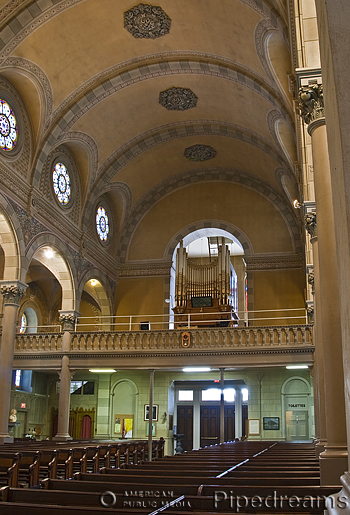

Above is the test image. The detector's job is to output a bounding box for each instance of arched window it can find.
[96,206,110,242]
[0,99,18,151]
[52,162,71,205]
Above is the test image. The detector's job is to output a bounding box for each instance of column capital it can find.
[0,280,28,306]
[59,310,80,332]
[296,69,324,132]
[304,211,317,239]
[306,301,314,324]
[307,270,315,293]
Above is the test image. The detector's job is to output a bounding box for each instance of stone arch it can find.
[281,376,310,395]
[117,167,302,262]
[0,193,25,281]
[78,268,114,329]
[165,221,253,262]
[25,235,78,311]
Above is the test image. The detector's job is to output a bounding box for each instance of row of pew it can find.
[0,439,340,514]
[0,438,165,488]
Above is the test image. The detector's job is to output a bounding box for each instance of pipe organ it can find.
[174,241,237,326]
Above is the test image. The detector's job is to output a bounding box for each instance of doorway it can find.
[286,410,309,441]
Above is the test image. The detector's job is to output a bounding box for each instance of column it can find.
[304,218,327,455]
[148,370,155,460]
[299,74,348,485]
[53,310,79,441]
[316,1,350,510]
[0,280,27,444]
[192,388,200,450]
[235,388,242,440]
[219,369,225,443]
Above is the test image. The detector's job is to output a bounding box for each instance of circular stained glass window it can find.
[0,99,18,151]
[19,313,27,334]
[52,162,71,205]
[96,206,109,242]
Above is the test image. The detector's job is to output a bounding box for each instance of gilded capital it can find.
[298,83,324,125]
[0,280,27,306]
[305,212,317,239]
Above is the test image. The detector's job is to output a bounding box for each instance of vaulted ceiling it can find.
[0,0,302,266]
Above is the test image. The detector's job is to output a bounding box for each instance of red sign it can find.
[20,403,26,408]
[214,379,220,383]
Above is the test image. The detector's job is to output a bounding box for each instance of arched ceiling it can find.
[0,0,301,263]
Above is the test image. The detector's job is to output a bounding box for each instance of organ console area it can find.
[173,239,243,328]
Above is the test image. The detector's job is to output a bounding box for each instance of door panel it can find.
[286,410,309,440]
[200,405,219,447]
[177,405,193,451]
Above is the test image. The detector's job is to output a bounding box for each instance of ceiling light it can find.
[89,369,116,373]
[90,279,98,286]
[286,365,309,369]
[44,248,54,258]
[183,367,211,372]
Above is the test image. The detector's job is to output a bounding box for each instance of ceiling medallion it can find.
[124,4,171,39]
[184,144,217,161]
[159,87,198,111]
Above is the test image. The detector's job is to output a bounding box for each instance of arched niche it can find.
[111,379,138,438]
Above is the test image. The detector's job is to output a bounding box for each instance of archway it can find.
[111,379,138,439]
[168,226,246,329]
[281,376,312,441]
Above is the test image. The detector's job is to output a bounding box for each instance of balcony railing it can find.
[14,325,313,353]
[15,308,310,334]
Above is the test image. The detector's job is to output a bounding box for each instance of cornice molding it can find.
[245,254,304,270]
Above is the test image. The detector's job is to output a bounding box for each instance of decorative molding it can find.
[245,254,303,270]
[305,212,317,239]
[124,4,171,39]
[1,57,53,129]
[8,198,48,247]
[184,144,217,161]
[70,248,93,282]
[159,87,198,111]
[0,280,27,305]
[118,261,172,277]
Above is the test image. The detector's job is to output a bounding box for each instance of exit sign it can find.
[20,403,26,408]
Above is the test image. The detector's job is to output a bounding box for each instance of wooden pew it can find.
[0,456,20,488]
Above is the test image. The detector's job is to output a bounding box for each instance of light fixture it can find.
[286,365,309,369]
[44,248,54,258]
[90,279,98,286]
[183,367,211,372]
[89,369,116,373]
[293,199,303,209]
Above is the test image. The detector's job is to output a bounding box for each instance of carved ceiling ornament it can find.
[298,83,324,125]
[184,144,217,161]
[159,87,198,111]
[124,4,171,39]
[305,212,317,239]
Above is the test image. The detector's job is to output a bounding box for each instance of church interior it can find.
[0,0,350,512]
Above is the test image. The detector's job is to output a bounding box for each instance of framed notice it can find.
[144,404,158,421]
[263,417,280,430]
[248,419,260,435]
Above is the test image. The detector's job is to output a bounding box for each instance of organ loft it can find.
[174,238,243,328]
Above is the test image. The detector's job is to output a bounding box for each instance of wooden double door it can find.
[177,404,247,451]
